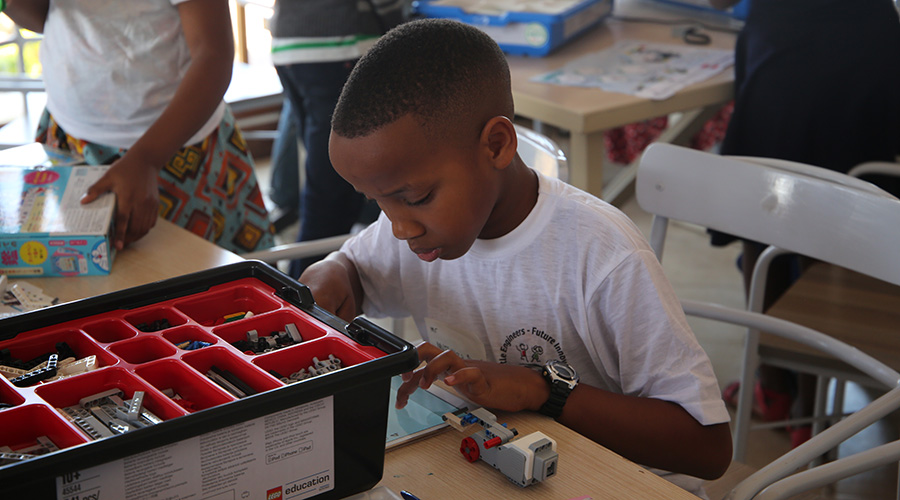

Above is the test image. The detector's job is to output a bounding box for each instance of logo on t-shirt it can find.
[498,326,566,365]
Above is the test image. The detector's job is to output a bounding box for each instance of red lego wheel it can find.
[460,436,480,462]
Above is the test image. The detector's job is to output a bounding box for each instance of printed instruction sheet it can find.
[531,39,734,100]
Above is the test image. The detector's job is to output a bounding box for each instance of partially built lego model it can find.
[443,408,558,487]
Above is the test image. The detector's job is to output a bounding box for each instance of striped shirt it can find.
[270,0,407,64]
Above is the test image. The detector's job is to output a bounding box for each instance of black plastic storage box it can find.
[0,260,418,499]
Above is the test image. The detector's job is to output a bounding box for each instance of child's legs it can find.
[277,61,367,278]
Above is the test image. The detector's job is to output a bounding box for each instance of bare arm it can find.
[81,0,235,249]
[399,344,732,480]
[558,383,732,479]
[298,252,365,321]
[3,0,50,33]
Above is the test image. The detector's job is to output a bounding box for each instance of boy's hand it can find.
[81,152,160,250]
[396,342,549,413]
[298,257,360,322]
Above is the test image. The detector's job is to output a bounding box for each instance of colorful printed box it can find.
[0,165,115,277]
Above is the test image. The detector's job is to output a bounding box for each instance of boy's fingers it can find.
[443,366,489,397]
[81,177,111,205]
[395,372,422,409]
[113,209,130,251]
[417,349,465,389]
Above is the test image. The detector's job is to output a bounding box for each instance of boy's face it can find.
[329,114,505,262]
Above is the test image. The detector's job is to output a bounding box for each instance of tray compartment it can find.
[0,377,26,409]
[0,328,118,385]
[213,309,328,355]
[124,306,189,332]
[252,336,375,383]
[161,325,218,350]
[108,336,178,365]
[34,367,186,423]
[181,347,281,398]
[81,319,138,344]
[174,284,282,326]
[0,404,89,453]
[134,360,234,412]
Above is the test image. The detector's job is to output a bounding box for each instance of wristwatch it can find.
[538,360,579,419]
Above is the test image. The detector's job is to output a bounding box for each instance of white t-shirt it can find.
[40,0,224,149]
[341,171,729,496]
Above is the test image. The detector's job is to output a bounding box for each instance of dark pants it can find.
[268,98,301,211]
[276,61,367,278]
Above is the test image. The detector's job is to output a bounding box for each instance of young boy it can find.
[299,18,732,495]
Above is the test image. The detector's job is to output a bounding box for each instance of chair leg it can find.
[811,375,830,467]
[827,378,846,462]
[734,329,761,462]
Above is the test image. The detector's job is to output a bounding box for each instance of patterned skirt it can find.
[36,106,275,254]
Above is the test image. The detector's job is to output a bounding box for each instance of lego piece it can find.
[79,388,124,408]
[206,368,248,398]
[0,364,28,379]
[446,408,558,487]
[71,414,115,440]
[126,391,144,421]
[211,366,257,397]
[285,323,303,343]
[223,311,248,323]
[136,318,171,332]
[11,354,58,387]
[57,355,97,377]
[0,452,36,466]
[36,436,60,453]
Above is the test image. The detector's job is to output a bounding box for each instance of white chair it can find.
[636,143,900,499]
[244,124,568,264]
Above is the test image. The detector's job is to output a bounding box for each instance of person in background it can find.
[4,0,275,255]
[710,0,900,446]
[269,0,407,277]
[300,19,732,497]
[267,97,302,233]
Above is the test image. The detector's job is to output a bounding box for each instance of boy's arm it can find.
[559,383,732,480]
[3,0,50,33]
[80,0,234,249]
[298,252,365,322]
[400,343,732,480]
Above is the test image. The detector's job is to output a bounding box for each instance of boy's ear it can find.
[480,116,517,169]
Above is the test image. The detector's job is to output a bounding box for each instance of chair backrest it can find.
[684,300,900,500]
[636,144,900,499]
[514,124,568,183]
[636,143,900,289]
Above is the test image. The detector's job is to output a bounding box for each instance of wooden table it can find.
[379,408,699,499]
[762,261,900,380]
[23,219,243,304]
[508,16,737,201]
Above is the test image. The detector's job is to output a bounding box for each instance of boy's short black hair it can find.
[332,18,513,139]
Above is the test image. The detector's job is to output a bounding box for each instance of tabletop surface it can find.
[508,16,737,132]
[379,405,699,499]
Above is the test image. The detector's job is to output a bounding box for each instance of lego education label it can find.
[56,396,335,500]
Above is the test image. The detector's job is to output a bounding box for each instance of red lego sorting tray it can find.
[0,260,419,499]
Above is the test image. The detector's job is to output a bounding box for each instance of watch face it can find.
[548,361,578,380]
[549,360,576,380]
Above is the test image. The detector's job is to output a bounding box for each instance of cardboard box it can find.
[0,261,418,498]
[413,0,614,56]
[0,164,116,277]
